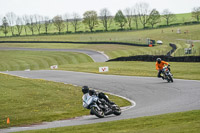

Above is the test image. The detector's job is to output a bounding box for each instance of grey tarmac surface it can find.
[0,47,108,62]
[0,70,200,133]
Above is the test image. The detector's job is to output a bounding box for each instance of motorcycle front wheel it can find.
[91,106,104,118]
[168,75,173,82]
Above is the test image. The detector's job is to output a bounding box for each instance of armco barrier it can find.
[108,55,200,62]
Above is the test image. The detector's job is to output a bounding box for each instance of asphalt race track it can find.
[1,70,200,133]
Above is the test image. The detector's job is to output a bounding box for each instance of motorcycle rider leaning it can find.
[156,58,170,79]
[82,86,115,115]
[82,86,114,108]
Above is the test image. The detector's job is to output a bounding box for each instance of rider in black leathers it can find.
[82,86,114,105]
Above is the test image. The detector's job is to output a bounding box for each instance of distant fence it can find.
[108,55,200,62]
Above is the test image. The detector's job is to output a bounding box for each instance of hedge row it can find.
[0,41,148,47]
[108,55,200,62]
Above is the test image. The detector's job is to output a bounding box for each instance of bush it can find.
[110,29,117,32]
[170,23,182,26]
[76,31,84,33]
[95,30,104,32]
[158,25,168,28]
[108,55,200,62]
[66,31,72,34]
[117,29,125,31]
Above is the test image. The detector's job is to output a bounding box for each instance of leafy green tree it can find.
[162,9,176,26]
[114,10,127,29]
[1,17,9,36]
[63,13,70,33]
[132,6,139,30]
[192,7,200,22]
[83,10,98,32]
[148,9,161,28]
[53,15,65,34]
[27,15,35,35]
[44,17,51,34]
[22,15,29,36]
[34,14,43,34]
[16,17,23,36]
[99,8,113,31]
[124,8,133,30]
[71,13,80,33]
[6,12,16,36]
[136,2,151,29]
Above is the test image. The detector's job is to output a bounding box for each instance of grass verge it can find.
[0,73,130,128]
[58,61,200,80]
[18,110,200,133]
[0,50,93,71]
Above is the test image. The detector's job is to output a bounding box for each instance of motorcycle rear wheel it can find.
[113,105,121,116]
[91,106,104,118]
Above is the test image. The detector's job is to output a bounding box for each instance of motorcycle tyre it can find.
[113,105,121,116]
[91,106,104,118]
[169,75,173,82]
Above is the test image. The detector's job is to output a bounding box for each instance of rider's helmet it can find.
[156,58,161,64]
[82,86,89,94]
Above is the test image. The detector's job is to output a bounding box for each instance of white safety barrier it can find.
[99,66,109,72]
[50,65,58,69]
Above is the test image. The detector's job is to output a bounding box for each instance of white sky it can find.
[0,0,200,18]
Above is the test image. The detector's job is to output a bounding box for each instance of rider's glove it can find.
[93,97,98,102]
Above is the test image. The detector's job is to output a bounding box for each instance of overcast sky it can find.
[0,0,199,18]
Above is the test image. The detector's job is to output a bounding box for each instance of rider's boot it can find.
[104,98,115,105]
[108,101,115,105]
[90,110,94,115]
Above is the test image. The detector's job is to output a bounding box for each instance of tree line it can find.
[0,2,200,37]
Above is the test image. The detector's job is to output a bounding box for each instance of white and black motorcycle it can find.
[83,95,121,118]
[162,65,173,83]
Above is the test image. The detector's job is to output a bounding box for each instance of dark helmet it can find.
[156,58,161,64]
[82,86,89,94]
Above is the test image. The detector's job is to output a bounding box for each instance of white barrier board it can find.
[99,66,109,72]
[50,65,58,69]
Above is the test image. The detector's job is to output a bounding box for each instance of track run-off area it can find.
[0,70,200,133]
[0,47,200,132]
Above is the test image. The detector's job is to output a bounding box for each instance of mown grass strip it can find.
[18,110,200,133]
[0,50,93,71]
[0,73,130,128]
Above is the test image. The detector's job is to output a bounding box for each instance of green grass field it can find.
[58,61,200,80]
[0,73,130,128]
[18,110,200,133]
[0,50,93,71]
[1,24,200,57]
